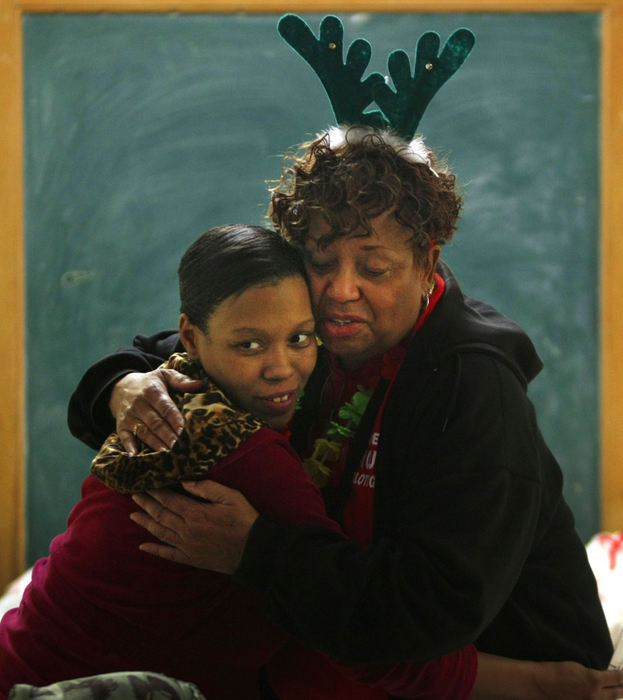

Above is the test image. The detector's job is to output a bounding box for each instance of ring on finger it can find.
[132,423,142,438]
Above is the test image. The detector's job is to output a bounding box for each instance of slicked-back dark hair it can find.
[178,224,307,330]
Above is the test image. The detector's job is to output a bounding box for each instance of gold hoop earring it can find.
[422,280,435,312]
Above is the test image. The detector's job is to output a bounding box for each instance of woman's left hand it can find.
[531,661,623,700]
[472,653,623,700]
[129,481,258,574]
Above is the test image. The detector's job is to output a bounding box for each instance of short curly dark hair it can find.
[269,129,462,256]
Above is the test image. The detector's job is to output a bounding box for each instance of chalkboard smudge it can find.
[60,270,97,288]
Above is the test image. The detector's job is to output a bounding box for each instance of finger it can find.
[602,669,623,687]
[138,541,192,565]
[136,371,188,440]
[132,491,187,528]
[141,488,211,523]
[182,479,241,503]
[122,400,179,451]
[119,416,172,453]
[130,510,183,546]
[138,385,183,438]
[117,428,139,456]
[139,416,179,452]
[154,400,186,442]
[158,369,204,436]
[181,481,259,532]
[600,668,623,699]
[160,370,204,394]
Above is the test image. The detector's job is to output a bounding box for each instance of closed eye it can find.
[363,267,388,278]
[306,257,335,274]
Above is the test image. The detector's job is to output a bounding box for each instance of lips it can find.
[320,314,367,339]
[267,393,292,403]
[256,390,298,416]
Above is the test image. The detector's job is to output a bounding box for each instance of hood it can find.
[413,261,543,389]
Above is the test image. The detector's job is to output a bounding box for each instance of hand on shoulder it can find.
[110,369,202,454]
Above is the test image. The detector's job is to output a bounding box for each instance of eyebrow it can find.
[230,319,315,334]
[359,243,386,251]
[306,242,389,254]
[307,229,371,247]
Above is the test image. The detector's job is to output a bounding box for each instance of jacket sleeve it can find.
[233,354,545,665]
[67,330,182,450]
[214,430,479,699]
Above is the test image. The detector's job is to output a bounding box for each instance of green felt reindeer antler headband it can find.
[278,14,475,141]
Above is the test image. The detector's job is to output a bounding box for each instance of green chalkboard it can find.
[23,12,600,561]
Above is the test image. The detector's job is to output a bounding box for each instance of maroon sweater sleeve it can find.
[206,428,341,531]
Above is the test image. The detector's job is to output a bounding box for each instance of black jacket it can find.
[67,262,613,669]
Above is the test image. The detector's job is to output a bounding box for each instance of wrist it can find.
[472,653,543,700]
[108,371,136,415]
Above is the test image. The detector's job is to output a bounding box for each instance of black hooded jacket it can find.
[67,262,613,670]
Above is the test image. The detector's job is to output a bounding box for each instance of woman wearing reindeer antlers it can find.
[68,14,620,700]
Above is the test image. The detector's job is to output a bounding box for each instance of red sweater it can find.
[1,340,476,698]
[0,429,338,699]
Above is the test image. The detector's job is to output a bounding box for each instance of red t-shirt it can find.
[343,274,446,544]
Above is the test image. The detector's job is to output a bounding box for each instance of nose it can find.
[262,345,296,382]
[324,266,361,303]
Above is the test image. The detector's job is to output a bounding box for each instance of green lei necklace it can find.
[302,385,372,487]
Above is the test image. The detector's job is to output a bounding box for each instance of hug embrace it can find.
[2,13,620,700]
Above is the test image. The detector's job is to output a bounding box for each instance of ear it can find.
[424,245,441,287]
[179,314,201,359]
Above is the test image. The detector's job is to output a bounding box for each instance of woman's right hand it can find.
[109,369,203,454]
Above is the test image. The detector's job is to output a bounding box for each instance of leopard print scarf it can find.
[90,353,264,494]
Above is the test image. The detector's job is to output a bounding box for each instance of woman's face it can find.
[304,210,439,370]
[180,276,317,429]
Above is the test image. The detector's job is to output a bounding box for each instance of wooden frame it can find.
[1,0,621,591]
